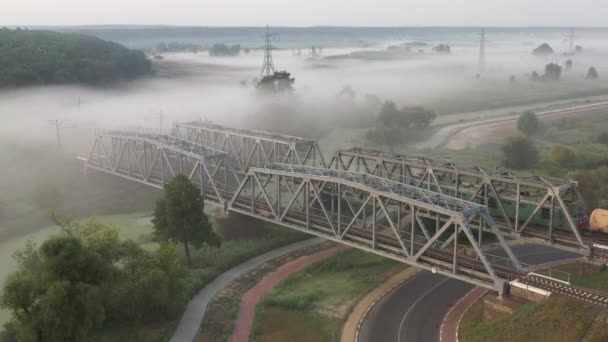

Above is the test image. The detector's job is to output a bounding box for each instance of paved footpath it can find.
[229,245,347,342]
[170,238,322,342]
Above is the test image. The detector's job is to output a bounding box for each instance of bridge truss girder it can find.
[84,131,241,207]
[228,164,523,294]
[329,149,589,255]
[173,122,326,172]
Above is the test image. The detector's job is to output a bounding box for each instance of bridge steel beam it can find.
[228,164,524,295]
[84,130,241,208]
[329,148,589,255]
[172,121,326,172]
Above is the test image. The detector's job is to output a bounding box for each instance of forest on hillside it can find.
[0,28,151,87]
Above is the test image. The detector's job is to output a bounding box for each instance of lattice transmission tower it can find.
[477,28,489,74]
[260,25,279,78]
[567,28,576,55]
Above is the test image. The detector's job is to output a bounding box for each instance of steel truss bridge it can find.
[85,128,530,295]
[329,148,592,256]
[172,121,325,171]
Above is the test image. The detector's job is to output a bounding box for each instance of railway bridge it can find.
[82,123,608,298]
[84,129,526,295]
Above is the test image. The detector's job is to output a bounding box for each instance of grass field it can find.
[551,262,608,295]
[459,296,606,342]
[251,249,403,342]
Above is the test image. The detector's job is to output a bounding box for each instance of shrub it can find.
[517,111,539,136]
[501,136,538,169]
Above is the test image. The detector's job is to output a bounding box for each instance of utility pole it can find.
[48,120,61,148]
[159,110,163,133]
[260,25,278,79]
[478,28,488,74]
[567,28,576,55]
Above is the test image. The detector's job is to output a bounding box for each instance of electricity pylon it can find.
[567,28,576,55]
[260,25,278,78]
[477,28,488,74]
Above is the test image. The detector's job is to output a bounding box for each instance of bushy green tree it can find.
[1,216,189,341]
[517,111,539,136]
[571,167,608,209]
[533,43,554,56]
[433,44,451,54]
[544,63,562,81]
[209,43,241,57]
[586,67,599,80]
[1,235,108,341]
[256,71,295,93]
[153,174,220,266]
[597,131,608,145]
[551,145,577,167]
[501,136,538,169]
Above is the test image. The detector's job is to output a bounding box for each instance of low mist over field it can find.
[2,28,608,236]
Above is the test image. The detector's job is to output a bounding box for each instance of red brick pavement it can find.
[229,246,346,342]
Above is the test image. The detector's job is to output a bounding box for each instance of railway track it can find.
[198,180,608,306]
[519,274,608,307]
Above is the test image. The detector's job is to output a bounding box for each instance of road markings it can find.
[397,278,450,342]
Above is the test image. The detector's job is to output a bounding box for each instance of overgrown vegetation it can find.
[459,296,604,342]
[0,28,151,87]
[533,43,554,56]
[501,135,538,169]
[209,43,241,57]
[1,216,188,342]
[256,71,295,93]
[517,111,539,136]
[366,101,436,150]
[251,249,400,341]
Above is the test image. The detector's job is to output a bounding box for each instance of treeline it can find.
[0,28,151,87]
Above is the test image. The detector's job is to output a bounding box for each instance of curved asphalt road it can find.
[358,244,580,342]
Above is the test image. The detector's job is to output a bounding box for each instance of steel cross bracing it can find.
[84,130,242,208]
[172,122,326,172]
[329,148,589,255]
[228,164,524,294]
[83,131,523,293]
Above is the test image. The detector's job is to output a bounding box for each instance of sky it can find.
[1,0,606,27]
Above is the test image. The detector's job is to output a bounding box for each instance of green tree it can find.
[256,70,295,93]
[586,67,599,80]
[597,131,608,145]
[152,174,220,266]
[551,145,577,167]
[501,136,538,169]
[571,167,608,209]
[517,111,539,136]
[1,235,108,341]
[544,63,562,81]
[533,43,554,56]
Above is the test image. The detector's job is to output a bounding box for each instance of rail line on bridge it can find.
[329,148,592,256]
[84,130,525,294]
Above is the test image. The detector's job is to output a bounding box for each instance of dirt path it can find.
[229,245,347,342]
[416,101,608,150]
